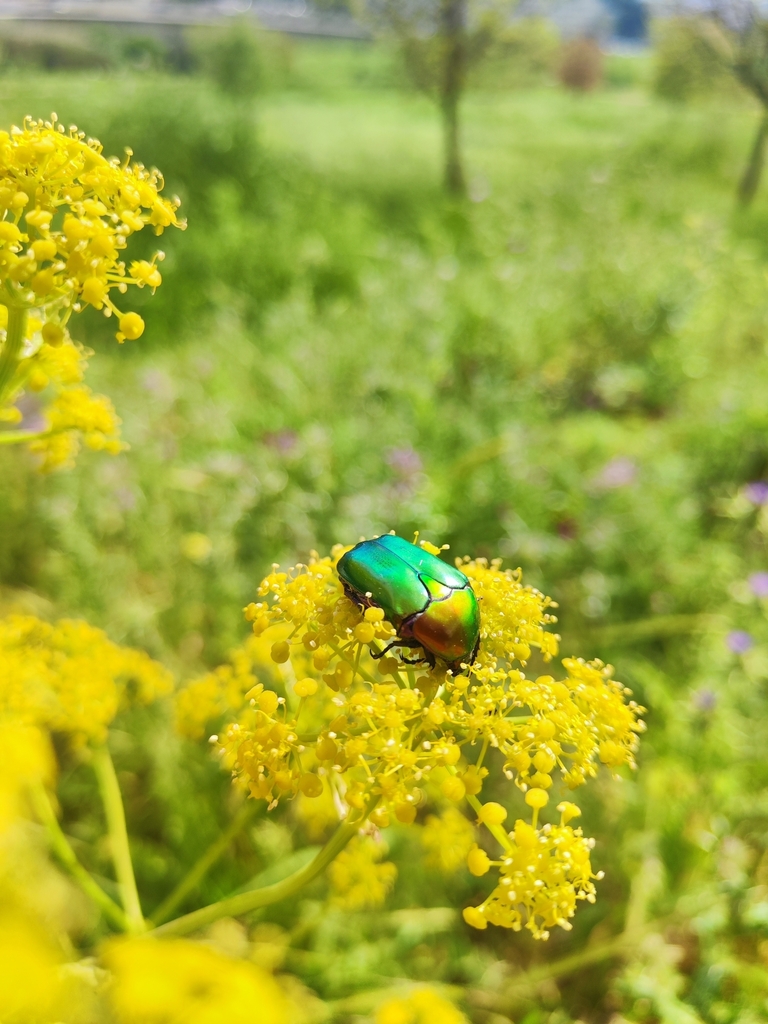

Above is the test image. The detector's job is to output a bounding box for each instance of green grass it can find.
[4,45,768,1020]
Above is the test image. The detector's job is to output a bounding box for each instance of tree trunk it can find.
[440,0,466,196]
[739,109,768,206]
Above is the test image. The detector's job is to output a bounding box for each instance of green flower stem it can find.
[92,744,145,934]
[151,812,366,939]
[149,800,259,927]
[465,791,513,851]
[28,779,129,932]
[0,303,27,404]
[329,641,379,685]
[445,761,513,850]
[0,428,50,445]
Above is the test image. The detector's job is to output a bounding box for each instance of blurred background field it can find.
[5,5,768,1022]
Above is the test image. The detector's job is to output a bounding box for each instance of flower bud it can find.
[467,846,491,876]
[394,802,417,824]
[462,906,488,930]
[477,802,507,825]
[299,773,323,798]
[294,677,318,698]
[257,690,279,715]
[41,322,64,346]
[118,311,145,341]
[270,641,290,664]
[441,776,466,802]
[354,622,375,644]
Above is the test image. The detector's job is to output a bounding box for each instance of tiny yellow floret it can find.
[467,845,491,876]
[354,622,376,644]
[441,776,466,802]
[118,311,145,342]
[462,906,488,930]
[294,677,318,698]
[477,802,507,826]
[557,801,581,823]
[270,641,290,664]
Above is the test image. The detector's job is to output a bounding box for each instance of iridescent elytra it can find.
[337,534,481,673]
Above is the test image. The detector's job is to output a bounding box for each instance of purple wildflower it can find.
[727,630,754,654]
[594,457,637,490]
[749,572,768,598]
[745,482,768,505]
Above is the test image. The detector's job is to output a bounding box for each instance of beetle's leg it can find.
[399,646,433,667]
[371,638,423,660]
[370,639,402,660]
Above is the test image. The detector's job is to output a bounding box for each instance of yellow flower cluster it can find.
[175,630,289,741]
[0,720,52,831]
[376,987,467,1024]
[173,539,644,936]
[0,911,73,1024]
[104,938,288,1024]
[328,835,397,910]
[0,719,86,1022]
[194,547,642,810]
[0,115,182,468]
[462,800,601,938]
[0,614,173,744]
[18,325,124,469]
[421,806,476,874]
[0,115,180,336]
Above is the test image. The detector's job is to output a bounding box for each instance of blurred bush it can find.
[604,51,652,89]
[652,16,734,102]
[189,19,294,97]
[468,17,559,90]
[558,37,603,91]
[0,26,110,70]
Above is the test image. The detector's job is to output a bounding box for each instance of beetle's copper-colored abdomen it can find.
[406,586,480,663]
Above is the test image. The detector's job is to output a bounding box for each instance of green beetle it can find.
[337,534,481,674]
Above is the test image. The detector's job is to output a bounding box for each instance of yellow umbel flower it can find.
[0,115,180,333]
[421,806,476,874]
[462,812,602,938]
[173,538,644,937]
[376,987,467,1024]
[0,615,173,744]
[174,631,282,740]
[104,937,288,1024]
[0,115,183,468]
[0,912,69,1023]
[0,720,52,833]
[328,835,397,910]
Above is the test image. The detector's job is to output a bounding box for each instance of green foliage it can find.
[190,19,270,97]
[0,26,110,71]
[6,45,768,1019]
[468,17,559,90]
[652,17,735,102]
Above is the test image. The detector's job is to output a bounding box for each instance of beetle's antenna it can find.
[412,530,420,545]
